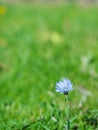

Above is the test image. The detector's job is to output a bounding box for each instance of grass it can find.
[0,3,98,129]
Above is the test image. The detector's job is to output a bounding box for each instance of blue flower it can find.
[55,78,73,94]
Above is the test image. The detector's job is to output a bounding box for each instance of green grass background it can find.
[0,3,98,129]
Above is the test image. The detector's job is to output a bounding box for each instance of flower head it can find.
[55,78,73,94]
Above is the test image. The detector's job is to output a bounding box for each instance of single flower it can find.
[55,78,73,94]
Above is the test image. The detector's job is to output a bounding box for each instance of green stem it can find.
[65,94,70,130]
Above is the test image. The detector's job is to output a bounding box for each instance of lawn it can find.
[0,3,98,130]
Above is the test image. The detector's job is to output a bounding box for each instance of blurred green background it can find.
[0,1,98,129]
